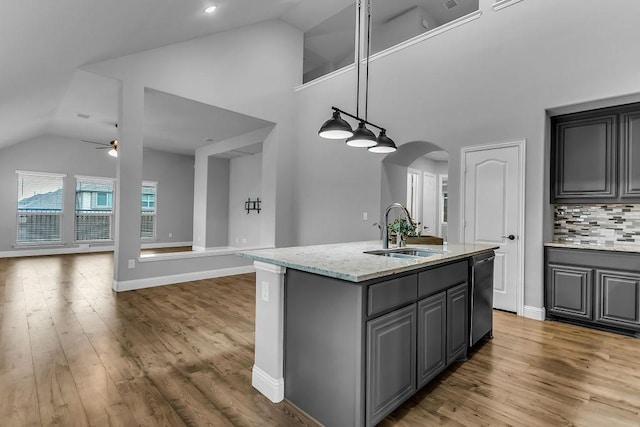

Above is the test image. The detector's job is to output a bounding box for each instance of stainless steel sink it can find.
[364,247,447,258]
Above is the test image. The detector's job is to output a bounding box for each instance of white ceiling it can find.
[0,0,344,154]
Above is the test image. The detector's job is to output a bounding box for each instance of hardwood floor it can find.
[1,253,639,426]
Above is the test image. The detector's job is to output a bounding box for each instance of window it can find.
[141,182,157,240]
[16,171,65,244]
[75,176,115,241]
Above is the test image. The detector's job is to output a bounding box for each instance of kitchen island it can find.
[239,241,497,427]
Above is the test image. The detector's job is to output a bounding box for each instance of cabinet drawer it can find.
[368,275,417,317]
[418,261,468,298]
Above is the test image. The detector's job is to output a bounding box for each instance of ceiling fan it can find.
[81,138,118,157]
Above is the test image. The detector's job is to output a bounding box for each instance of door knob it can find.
[501,234,516,240]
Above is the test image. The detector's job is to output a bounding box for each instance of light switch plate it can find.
[261,281,270,302]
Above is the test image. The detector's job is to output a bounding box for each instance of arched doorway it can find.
[380,140,449,240]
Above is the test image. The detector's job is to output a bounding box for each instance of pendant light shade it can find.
[318,111,354,139]
[368,130,397,153]
[346,121,377,147]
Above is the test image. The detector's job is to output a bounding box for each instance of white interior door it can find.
[422,173,437,236]
[462,142,524,313]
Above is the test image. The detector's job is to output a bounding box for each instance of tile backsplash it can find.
[554,204,640,245]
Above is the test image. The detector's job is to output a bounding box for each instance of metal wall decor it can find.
[245,198,261,214]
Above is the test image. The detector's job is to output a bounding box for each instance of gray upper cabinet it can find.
[551,113,617,201]
[620,110,640,198]
[551,102,640,203]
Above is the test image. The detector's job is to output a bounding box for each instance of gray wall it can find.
[0,134,194,253]
[228,153,262,247]
[142,148,195,244]
[206,156,230,247]
[292,0,640,310]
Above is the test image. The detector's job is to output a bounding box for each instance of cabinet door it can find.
[547,264,593,320]
[366,304,416,427]
[417,292,446,389]
[446,283,468,365]
[552,114,617,201]
[595,270,640,331]
[620,111,640,198]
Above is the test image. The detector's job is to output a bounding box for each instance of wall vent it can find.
[444,0,458,9]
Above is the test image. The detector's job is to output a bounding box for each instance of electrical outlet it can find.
[168,232,172,238]
[242,238,247,244]
[363,212,368,221]
[128,259,135,269]
[261,281,270,302]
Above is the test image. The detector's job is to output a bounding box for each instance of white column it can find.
[252,260,286,402]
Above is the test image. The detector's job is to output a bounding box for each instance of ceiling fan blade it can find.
[81,139,109,147]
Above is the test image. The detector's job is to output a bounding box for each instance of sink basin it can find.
[364,247,448,258]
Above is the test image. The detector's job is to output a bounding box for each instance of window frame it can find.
[15,170,66,246]
[141,181,158,241]
[74,175,116,243]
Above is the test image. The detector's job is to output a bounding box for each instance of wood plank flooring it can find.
[1,253,639,426]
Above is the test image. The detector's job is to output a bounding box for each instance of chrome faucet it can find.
[382,203,416,249]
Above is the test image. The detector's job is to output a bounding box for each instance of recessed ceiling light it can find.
[204,5,217,14]
[203,138,215,142]
[76,113,91,119]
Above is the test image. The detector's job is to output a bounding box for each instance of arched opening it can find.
[381,140,449,240]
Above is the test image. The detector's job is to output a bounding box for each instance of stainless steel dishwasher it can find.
[469,251,495,347]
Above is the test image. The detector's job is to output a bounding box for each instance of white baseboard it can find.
[252,365,284,403]
[0,245,114,258]
[523,305,546,321]
[113,265,255,292]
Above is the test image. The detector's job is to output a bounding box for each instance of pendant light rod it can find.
[364,0,371,121]
[330,106,386,133]
[355,0,362,117]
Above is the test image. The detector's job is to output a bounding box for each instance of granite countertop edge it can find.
[545,241,640,253]
[238,241,498,282]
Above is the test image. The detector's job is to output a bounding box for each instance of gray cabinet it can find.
[551,113,617,201]
[595,270,640,331]
[446,283,468,364]
[417,292,446,388]
[550,102,640,203]
[547,264,593,320]
[545,247,640,336]
[620,110,640,198]
[366,304,416,427]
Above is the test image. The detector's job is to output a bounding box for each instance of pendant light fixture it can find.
[317,0,396,154]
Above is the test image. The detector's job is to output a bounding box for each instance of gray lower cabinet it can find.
[366,304,416,427]
[595,269,640,330]
[547,264,593,320]
[284,256,483,427]
[417,292,446,388]
[446,283,469,364]
[545,247,640,335]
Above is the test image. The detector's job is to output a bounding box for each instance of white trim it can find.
[524,305,546,321]
[15,170,67,178]
[294,64,355,91]
[368,10,482,64]
[251,365,284,403]
[113,265,256,292]
[493,0,525,12]
[140,241,192,249]
[295,10,482,92]
[75,175,116,183]
[253,260,286,275]
[460,139,526,317]
[138,245,271,262]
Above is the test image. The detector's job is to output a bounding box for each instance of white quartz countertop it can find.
[238,241,498,282]
[545,241,640,253]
